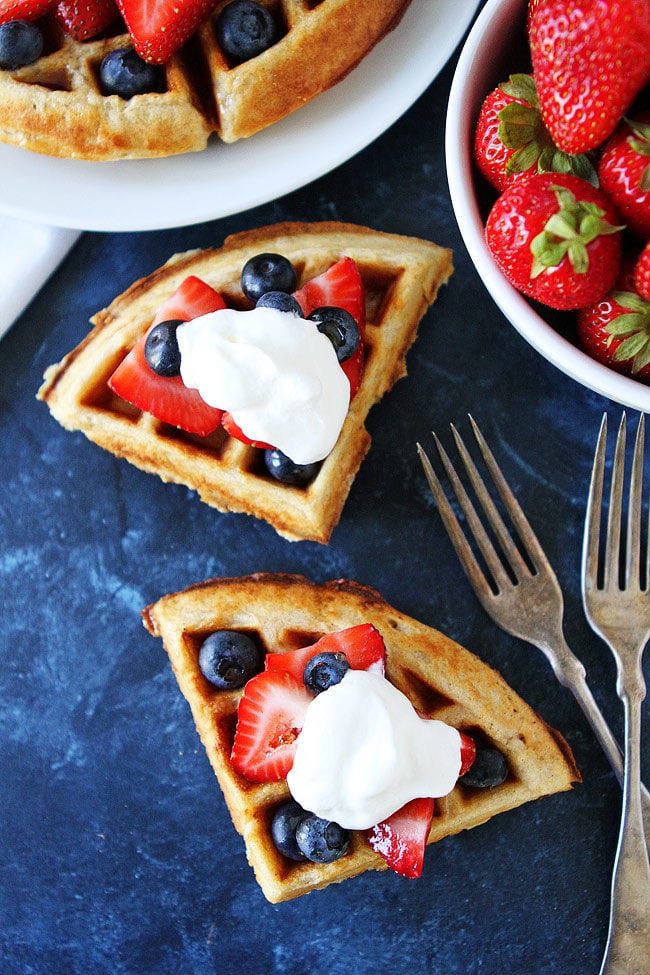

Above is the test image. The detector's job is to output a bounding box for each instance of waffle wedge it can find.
[38,221,453,543]
[143,573,580,904]
[0,0,411,160]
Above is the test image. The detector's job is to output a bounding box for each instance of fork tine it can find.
[431,431,515,593]
[604,413,627,589]
[626,412,645,589]
[448,421,529,578]
[583,413,607,589]
[416,442,495,602]
[467,414,553,575]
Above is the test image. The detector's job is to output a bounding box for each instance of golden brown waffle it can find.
[38,221,453,543]
[143,573,580,903]
[0,0,411,160]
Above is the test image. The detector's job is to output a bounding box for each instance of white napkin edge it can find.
[0,215,81,342]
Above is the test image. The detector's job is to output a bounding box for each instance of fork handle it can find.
[538,634,650,850]
[599,693,650,975]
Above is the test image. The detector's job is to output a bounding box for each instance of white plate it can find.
[0,0,480,232]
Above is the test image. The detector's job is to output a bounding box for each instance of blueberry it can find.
[0,20,43,70]
[459,746,509,789]
[216,0,279,64]
[295,815,350,863]
[270,800,309,861]
[99,47,166,99]
[144,320,183,377]
[256,291,303,316]
[198,630,262,690]
[303,651,350,695]
[308,306,360,363]
[241,253,297,303]
[263,449,321,487]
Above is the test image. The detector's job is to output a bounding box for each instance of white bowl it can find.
[445,0,650,411]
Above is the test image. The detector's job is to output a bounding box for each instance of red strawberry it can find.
[152,274,226,325]
[116,0,216,63]
[293,256,365,398]
[527,0,650,154]
[265,624,387,680]
[108,275,226,435]
[367,731,475,878]
[474,73,595,193]
[220,411,274,449]
[459,731,476,777]
[485,172,623,311]
[635,241,650,302]
[0,0,55,22]
[367,797,434,879]
[108,331,225,434]
[230,671,313,783]
[55,0,118,39]
[577,275,650,382]
[598,113,650,240]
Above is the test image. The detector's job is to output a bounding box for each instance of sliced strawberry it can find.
[55,0,118,39]
[293,256,365,397]
[108,275,227,435]
[367,796,435,879]
[116,0,216,63]
[265,624,386,680]
[0,0,56,23]
[152,275,227,326]
[108,332,224,435]
[459,731,476,777]
[230,671,313,783]
[221,411,275,450]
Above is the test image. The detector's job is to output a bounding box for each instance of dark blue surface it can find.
[1,36,648,975]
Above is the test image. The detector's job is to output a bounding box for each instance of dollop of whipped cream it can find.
[176,306,350,464]
[286,669,462,830]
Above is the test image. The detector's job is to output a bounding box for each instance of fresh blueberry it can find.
[459,746,509,789]
[295,815,350,863]
[0,20,43,70]
[270,800,309,861]
[216,0,279,64]
[241,253,297,303]
[99,47,166,99]
[144,320,183,377]
[303,651,350,695]
[256,291,303,316]
[198,630,262,690]
[263,449,321,487]
[308,306,360,362]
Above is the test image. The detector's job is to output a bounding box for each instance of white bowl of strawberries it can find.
[446,0,650,409]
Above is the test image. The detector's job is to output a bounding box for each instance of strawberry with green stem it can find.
[577,282,650,381]
[598,113,650,240]
[485,173,623,311]
[474,73,595,193]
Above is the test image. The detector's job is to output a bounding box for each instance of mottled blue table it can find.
[1,29,648,975]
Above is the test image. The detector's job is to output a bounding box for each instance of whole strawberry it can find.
[577,270,650,382]
[473,73,595,192]
[485,172,623,310]
[528,0,650,154]
[635,241,650,302]
[598,113,650,240]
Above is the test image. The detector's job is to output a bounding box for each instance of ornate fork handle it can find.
[528,618,650,849]
[598,632,650,975]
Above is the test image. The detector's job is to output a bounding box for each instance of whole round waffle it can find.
[0,0,411,160]
[143,573,580,903]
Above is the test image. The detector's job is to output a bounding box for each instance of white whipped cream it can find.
[286,670,462,830]
[176,306,350,464]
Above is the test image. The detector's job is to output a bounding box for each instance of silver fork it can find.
[582,412,650,975]
[416,415,650,848]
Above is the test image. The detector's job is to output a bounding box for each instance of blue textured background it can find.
[1,21,648,975]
